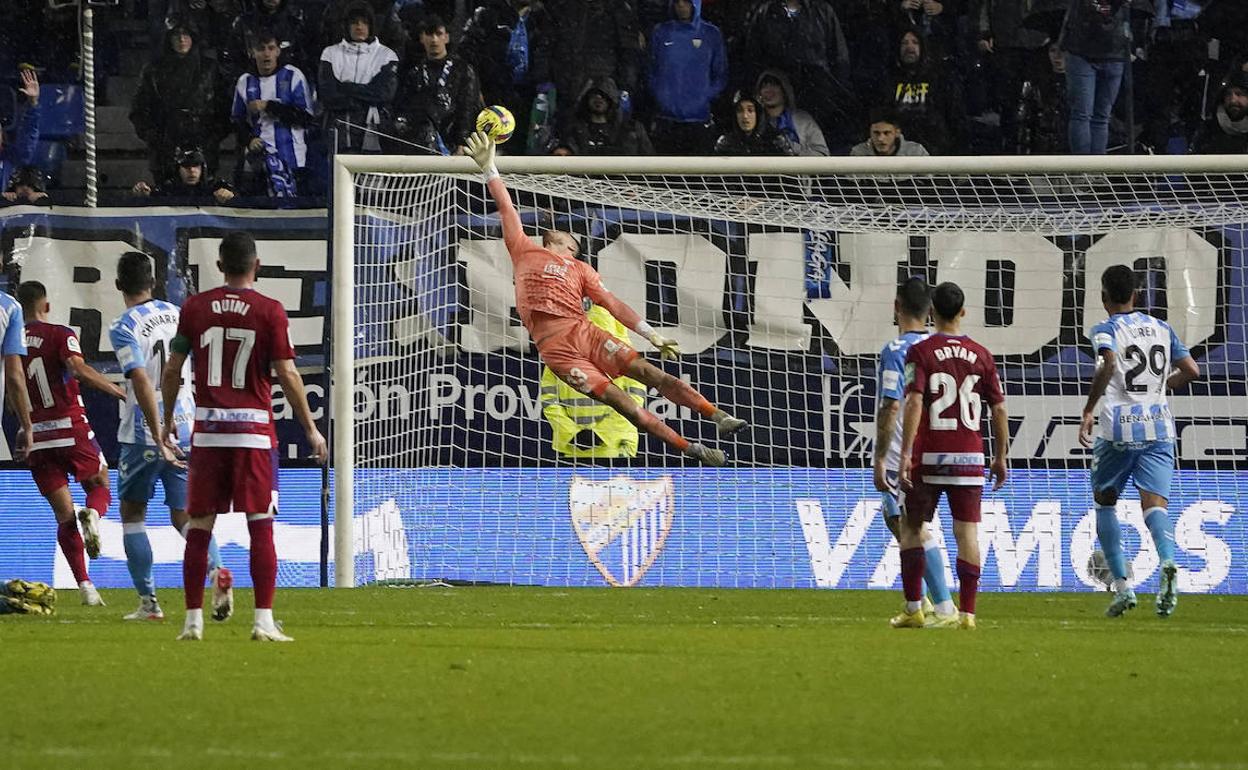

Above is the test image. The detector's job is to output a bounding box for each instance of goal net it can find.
[331,155,1248,595]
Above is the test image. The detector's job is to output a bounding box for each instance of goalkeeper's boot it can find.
[251,621,294,643]
[210,566,234,622]
[1156,559,1179,618]
[958,612,977,630]
[684,443,726,467]
[1106,587,1138,618]
[123,596,164,622]
[79,581,105,607]
[889,607,925,629]
[77,507,102,559]
[712,410,748,438]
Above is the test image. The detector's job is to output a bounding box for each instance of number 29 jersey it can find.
[904,334,1005,486]
[1090,311,1191,444]
[175,286,295,451]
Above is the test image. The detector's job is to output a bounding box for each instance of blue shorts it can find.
[118,443,189,511]
[1091,438,1175,500]
[880,469,901,518]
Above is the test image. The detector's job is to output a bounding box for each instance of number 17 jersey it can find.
[1090,311,1190,443]
[175,286,295,450]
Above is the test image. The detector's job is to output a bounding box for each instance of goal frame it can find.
[330,152,1248,588]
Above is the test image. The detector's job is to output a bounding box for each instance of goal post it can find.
[330,153,1248,592]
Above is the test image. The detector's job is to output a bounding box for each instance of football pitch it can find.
[3,587,1246,769]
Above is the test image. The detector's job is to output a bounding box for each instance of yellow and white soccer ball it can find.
[476,105,515,144]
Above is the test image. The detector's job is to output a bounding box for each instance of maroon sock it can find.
[56,521,89,583]
[656,377,716,418]
[183,528,211,610]
[900,547,926,603]
[248,517,277,610]
[957,559,981,615]
[85,485,111,515]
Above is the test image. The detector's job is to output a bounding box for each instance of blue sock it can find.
[207,535,223,573]
[921,536,952,605]
[1144,507,1176,563]
[122,523,156,598]
[1096,506,1128,580]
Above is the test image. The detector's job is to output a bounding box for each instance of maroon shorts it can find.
[535,318,638,396]
[186,446,279,517]
[28,424,105,496]
[902,480,983,524]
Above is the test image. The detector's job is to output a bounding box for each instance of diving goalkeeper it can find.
[466,131,746,465]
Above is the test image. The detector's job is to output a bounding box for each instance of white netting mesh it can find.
[341,167,1247,593]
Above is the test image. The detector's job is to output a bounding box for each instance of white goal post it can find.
[330,153,1248,591]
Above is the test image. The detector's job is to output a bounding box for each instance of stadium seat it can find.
[37,84,84,139]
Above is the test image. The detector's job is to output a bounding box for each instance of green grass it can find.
[2,587,1246,769]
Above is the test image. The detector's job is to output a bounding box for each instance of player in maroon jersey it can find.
[16,281,125,606]
[161,232,327,642]
[895,282,1009,630]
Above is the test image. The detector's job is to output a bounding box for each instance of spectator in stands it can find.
[893,0,963,62]
[461,0,555,153]
[849,108,929,156]
[545,0,640,135]
[976,0,1049,153]
[222,0,317,86]
[320,0,409,54]
[231,31,317,197]
[1060,0,1130,155]
[0,69,41,194]
[648,0,728,156]
[745,0,857,148]
[130,16,230,180]
[131,146,236,204]
[1139,0,1210,153]
[713,92,793,155]
[837,0,896,98]
[754,69,829,156]
[1190,71,1248,154]
[390,15,482,155]
[1014,42,1069,154]
[2,167,51,207]
[881,27,964,154]
[162,0,242,53]
[554,76,654,156]
[319,1,400,152]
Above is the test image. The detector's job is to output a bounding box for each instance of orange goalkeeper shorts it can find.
[533,316,638,397]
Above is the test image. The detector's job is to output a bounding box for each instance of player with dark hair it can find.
[873,277,955,626]
[465,131,745,464]
[1080,265,1199,617]
[894,281,1010,629]
[110,251,229,622]
[18,280,125,606]
[163,231,327,642]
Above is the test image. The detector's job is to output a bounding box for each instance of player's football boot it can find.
[176,624,203,641]
[921,595,934,615]
[209,567,234,622]
[251,623,294,642]
[713,411,748,438]
[78,581,105,606]
[889,608,925,628]
[77,508,102,559]
[684,443,726,467]
[958,612,977,630]
[123,596,164,621]
[1105,588,1138,617]
[1156,559,1178,618]
[925,611,960,629]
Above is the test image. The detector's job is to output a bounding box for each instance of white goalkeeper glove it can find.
[647,332,681,361]
[466,130,498,181]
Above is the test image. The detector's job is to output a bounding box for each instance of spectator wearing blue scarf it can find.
[462,0,555,152]
[648,0,728,155]
[753,69,829,156]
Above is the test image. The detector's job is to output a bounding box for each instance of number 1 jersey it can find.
[175,286,294,450]
[1089,311,1190,443]
[904,333,1004,486]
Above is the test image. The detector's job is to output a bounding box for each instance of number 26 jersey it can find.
[1090,311,1191,444]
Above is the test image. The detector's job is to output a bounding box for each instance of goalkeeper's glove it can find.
[466,130,498,180]
[647,332,681,361]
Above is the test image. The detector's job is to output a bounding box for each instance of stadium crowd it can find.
[2,0,1248,205]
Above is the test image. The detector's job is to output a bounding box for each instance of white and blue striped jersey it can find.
[231,65,314,171]
[877,330,929,471]
[0,292,27,413]
[1090,311,1191,443]
[108,299,194,448]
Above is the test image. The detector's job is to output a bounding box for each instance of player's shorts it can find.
[1091,438,1175,500]
[880,469,901,518]
[186,446,279,517]
[535,317,639,397]
[118,442,188,511]
[902,479,982,524]
[27,423,105,497]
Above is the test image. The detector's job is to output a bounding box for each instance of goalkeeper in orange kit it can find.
[465,131,746,465]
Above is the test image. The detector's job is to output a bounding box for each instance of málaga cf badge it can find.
[568,475,675,587]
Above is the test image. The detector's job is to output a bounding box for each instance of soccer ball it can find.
[1087,549,1133,591]
[476,105,515,144]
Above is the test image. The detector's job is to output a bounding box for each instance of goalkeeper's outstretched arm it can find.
[467,131,528,256]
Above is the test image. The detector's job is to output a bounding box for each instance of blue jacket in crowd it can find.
[648,0,727,124]
[0,103,41,192]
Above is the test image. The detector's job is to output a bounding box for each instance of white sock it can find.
[905,600,922,613]
[78,580,92,589]
[935,600,956,616]
[179,522,191,539]
[255,608,274,628]
[1111,578,1129,594]
[185,608,204,627]
[122,521,146,535]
